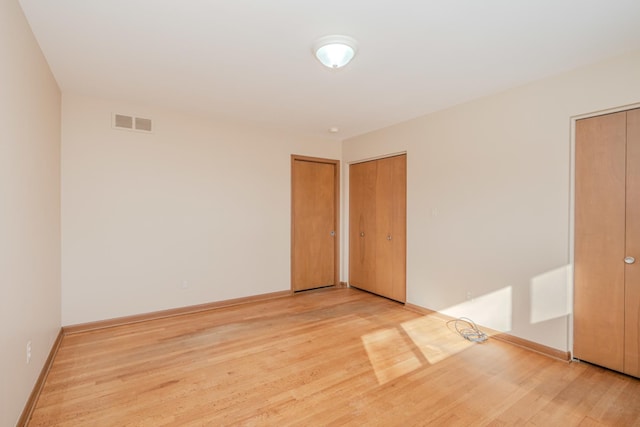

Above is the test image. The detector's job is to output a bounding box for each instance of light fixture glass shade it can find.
[313,35,358,69]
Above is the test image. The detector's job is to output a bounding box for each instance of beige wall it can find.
[343,49,640,352]
[61,94,342,325]
[4,5,639,421]
[0,0,61,425]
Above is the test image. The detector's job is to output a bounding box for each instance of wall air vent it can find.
[135,117,152,132]
[114,114,133,129]
[112,113,153,133]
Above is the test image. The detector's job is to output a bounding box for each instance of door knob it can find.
[360,232,365,237]
[330,231,336,237]
[625,256,636,264]
[387,234,392,241]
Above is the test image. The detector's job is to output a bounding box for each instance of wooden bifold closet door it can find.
[574,108,640,378]
[349,154,406,302]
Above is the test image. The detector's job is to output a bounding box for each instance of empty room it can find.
[3,0,640,425]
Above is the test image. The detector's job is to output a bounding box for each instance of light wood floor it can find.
[29,288,640,426]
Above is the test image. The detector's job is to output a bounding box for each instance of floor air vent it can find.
[113,113,153,133]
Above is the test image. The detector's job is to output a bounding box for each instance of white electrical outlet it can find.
[26,341,32,364]
[466,291,473,301]
[181,280,188,289]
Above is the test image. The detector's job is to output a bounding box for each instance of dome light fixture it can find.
[313,35,358,69]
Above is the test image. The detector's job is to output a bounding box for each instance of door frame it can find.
[570,102,640,358]
[291,155,340,292]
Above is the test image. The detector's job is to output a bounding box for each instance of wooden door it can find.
[574,108,640,377]
[574,111,626,372]
[349,160,377,292]
[349,154,406,303]
[375,155,406,302]
[291,156,339,291]
[625,108,640,377]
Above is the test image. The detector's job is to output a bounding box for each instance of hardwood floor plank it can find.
[28,288,640,426]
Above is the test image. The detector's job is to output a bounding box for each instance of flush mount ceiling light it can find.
[313,35,358,69]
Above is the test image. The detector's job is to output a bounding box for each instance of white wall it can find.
[61,94,341,325]
[343,49,640,352]
[0,0,61,425]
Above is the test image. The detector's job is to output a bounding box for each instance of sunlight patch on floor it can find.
[361,290,513,384]
[401,314,476,364]
[361,327,422,385]
[361,313,486,384]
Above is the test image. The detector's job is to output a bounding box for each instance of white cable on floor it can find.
[447,317,488,343]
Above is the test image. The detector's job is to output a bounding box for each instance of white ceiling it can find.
[19,0,640,140]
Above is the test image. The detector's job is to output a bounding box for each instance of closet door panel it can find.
[375,157,394,298]
[390,155,407,302]
[375,155,407,302]
[349,161,377,292]
[625,108,640,377]
[574,112,626,372]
